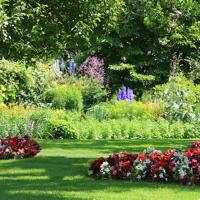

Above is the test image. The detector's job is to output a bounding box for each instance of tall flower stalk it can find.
[117,86,134,102]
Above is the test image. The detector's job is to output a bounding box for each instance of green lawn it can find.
[0,139,200,200]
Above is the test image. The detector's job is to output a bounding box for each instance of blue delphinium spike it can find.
[117,86,134,102]
[121,86,127,100]
[68,58,75,74]
[117,89,122,101]
[54,59,60,71]
[60,58,65,71]
[127,88,134,103]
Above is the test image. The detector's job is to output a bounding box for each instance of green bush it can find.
[0,104,199,140]
[0,59,29,103]
[29,108,67,138]
[0,59,57,105]
[0,106,34,137]
[74,116,200,139]
[81,78,107,111]
[151,74,200,122]
[61,77,107,110]
[183,122,200,138]
[169,122,185,138]
[47,118,78,139]
[0,91,3,103]
[87,100,160,121]
[44,85,83,111]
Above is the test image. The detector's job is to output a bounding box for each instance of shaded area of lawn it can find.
[0,139,199,200]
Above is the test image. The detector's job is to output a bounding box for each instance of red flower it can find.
[0,135,41,160]
[122,161,130,167]
[90,157,105,174]
[185,150,193,158]
[138,154,146,162]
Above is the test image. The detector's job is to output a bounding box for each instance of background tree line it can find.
[0,0,200,93]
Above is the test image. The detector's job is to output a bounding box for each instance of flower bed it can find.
[0,135,41,159]
[89,141,200,185]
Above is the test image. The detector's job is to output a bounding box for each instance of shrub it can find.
[87,103,108,121]
[19,63,57,105]
[153,74,200,122]
[44,85,83,111]
[0,105,34,137]
[74,117,199,140]
[0,59,57,105]
[88,100,160,121]
[170,122,185,138]
[60,76,108,110]
[0,105,199,140]
[46,118,78,139]
[0,106,69,139]
[0,59,29,103]
[183,122,200,138]
[29,108,67,138]
[81,78,107,110]
[0,90,3,103]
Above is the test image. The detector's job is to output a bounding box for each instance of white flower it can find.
[127,173,131,177]
[179,168,186,177]
[145,159,151,164]
[100,161,111,175]
[159,173,164,179]
[137,175,142,180]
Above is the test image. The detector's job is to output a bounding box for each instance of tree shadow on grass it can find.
[0,155,199,200]
[41,139,196,154]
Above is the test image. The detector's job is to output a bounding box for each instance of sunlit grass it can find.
[0,139,199,200]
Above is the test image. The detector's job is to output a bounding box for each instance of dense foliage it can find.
[0,59,57,105]
[1,0,200,90]
[44,85,83,111]
[0,103,199,140]
[0,0,123,60]
[0,1,199,141]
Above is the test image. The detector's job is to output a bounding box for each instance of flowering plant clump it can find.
[0,135,41,159]
[117,86,134,102]
[89,141,200,185]
[79,56,105,84]
[89,152,138,179]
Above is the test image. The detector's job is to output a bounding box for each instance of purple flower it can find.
[117,90,122,101]
[117,86,134,103]
[127,88,134,102]
[79,56,104,84]
[121,86,127,100]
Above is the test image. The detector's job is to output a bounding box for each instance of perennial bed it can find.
[89,141,200,185]
[0,135,41,159]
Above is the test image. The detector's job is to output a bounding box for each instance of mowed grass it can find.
[0,139,200,200]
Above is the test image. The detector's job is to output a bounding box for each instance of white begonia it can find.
[183,157,189,165]
[127,172,131,177]
[159,173,164,179]
[146,159,151,164]
[5,148,10,152]
[100,161,111,175]
[137,175,142,180]
[179,168,186,177]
